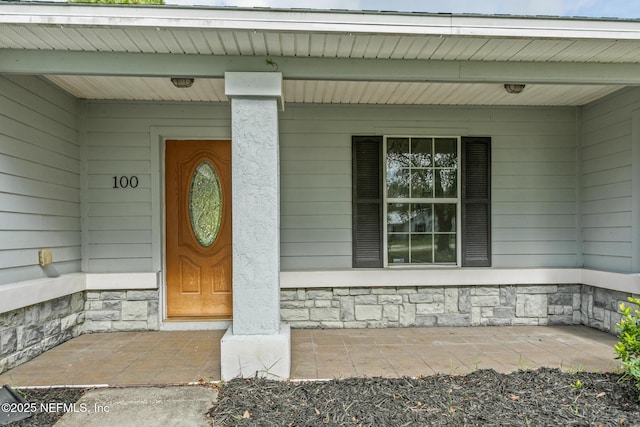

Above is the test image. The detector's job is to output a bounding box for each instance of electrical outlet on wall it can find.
[38,249,53,267]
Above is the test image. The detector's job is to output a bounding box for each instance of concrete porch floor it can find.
[0,326,621,387]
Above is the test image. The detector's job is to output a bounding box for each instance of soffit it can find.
[1,5,637,105]
[2,5,640,63]
[44,75,622,106]
[2,26,640,63]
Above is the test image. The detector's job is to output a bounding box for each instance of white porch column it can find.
[220,72,290,380]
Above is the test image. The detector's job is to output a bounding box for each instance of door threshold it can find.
[165,316,232,322]
[160,319,231,331]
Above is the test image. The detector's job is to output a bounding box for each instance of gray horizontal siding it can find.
[581,87,640,273]
[279,104,579,270]
[83,101,580,271]
[0,76,80,285]
[83,101,230,273]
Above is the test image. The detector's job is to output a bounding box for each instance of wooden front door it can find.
[165,140,232,318]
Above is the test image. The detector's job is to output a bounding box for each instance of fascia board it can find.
[1,4,640,41]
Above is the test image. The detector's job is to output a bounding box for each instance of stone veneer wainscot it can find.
[0,292,85,374]
[281,284,628,334]
[84,290,159,333]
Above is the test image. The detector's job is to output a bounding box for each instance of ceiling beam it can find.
[3,49,640,85]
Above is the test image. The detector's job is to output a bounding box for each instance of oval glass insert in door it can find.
[189,161,222,247]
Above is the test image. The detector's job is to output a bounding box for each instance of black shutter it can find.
[352,136,383,268]
[461,137,491,267]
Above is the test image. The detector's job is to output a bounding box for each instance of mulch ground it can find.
[2,387,88,427]
[4,368,640,426]
[208,368,640,426]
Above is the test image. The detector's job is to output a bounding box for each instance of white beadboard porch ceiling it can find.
[2,4,640,105]
[44,75,622,106]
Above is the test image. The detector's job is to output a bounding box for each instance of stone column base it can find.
[220,323,291,380]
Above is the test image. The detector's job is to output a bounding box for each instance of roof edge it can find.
[5,1,640,23]
[1,2,640,40]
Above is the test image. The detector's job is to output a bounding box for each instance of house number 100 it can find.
[112,176,139,189]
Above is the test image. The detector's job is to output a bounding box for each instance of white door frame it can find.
[150,125,232,331]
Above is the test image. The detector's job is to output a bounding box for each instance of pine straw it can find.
[209,368,640,426]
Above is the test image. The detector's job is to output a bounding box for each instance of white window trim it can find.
[383,135,462,268]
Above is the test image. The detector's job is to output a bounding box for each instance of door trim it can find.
[150,126,231,329]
